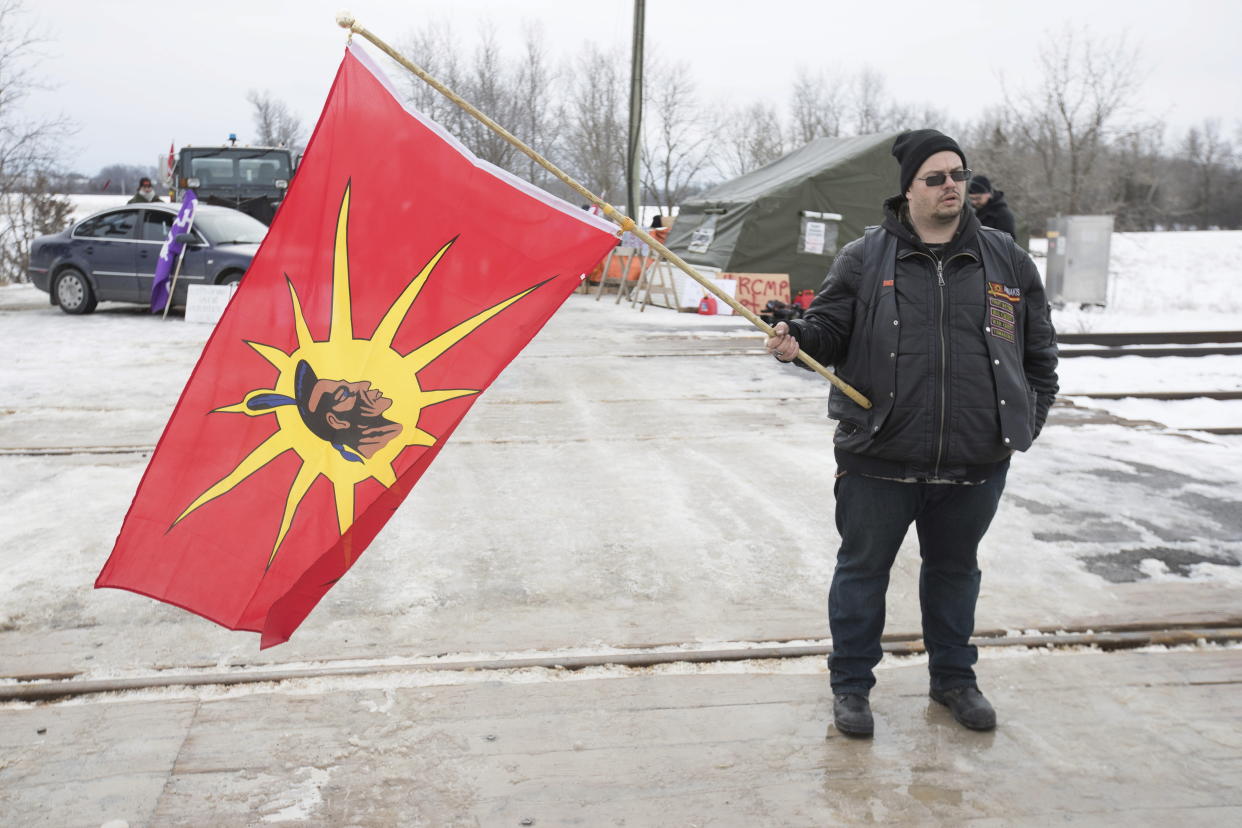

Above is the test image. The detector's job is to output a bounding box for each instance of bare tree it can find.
[95,163,157,195]
[0,0,73,283]
[509,23,563,191]
[397,21,466,133]
[1,172,71,281]
[714,102,785,179]
[563,47,627,201]
[787,65,941,145]
[1001,26,1143,215]
[246,89,305,149]
[850,68,892,134]
[1103,122,1166,230]
[1180,119,1233,228]
[455,26,522,169]
[789,67,846,145]
[397,21,566,192]
[886,102,953,134]
[962,109,1044,227]
[640,56,714,215]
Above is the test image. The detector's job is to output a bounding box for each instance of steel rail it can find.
[4,621,1239,703]
[1059,345,1242,358]
[1058,331,1242,346]
[1061,390,1242,401]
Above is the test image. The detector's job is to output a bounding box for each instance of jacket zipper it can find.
[934,257,947,476]
[900,248,976,477]
[931,252,977,476]
[901,249,949,474]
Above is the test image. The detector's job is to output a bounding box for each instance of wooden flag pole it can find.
[335,14,871,409]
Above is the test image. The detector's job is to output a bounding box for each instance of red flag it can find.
[95,45,617,648]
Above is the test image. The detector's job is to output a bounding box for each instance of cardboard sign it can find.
[184,283,239,325]
[722,273,790,316]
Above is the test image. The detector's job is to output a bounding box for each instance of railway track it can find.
[1058,330,1242,345]
[1055,331,1242,434]
[1058,330,1242,358]
[2,331,1238,455]
[3,620,1239,702]
[1073,390,1242,401]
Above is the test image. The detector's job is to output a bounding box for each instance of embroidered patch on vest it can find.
[882,279,894,287]
[987,281,1021,303]
[988,297,1017,343]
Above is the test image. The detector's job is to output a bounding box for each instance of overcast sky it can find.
[18,0,1242,177]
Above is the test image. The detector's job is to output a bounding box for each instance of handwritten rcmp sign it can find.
[721,273,791,316]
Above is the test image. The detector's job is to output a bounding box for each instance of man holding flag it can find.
[766,130,1058,737]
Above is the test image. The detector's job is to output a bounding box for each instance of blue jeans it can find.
[828,465,1008,696]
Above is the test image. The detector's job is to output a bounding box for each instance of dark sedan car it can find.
[28,202,267,314]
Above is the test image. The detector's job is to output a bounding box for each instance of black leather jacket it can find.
[785,197,1058,481]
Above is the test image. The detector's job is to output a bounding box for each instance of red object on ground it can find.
[95,44,617,648]
[697,294,718,315]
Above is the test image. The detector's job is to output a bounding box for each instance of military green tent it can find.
[666,131,900,295]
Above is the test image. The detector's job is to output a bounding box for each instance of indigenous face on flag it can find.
[300,366,402,459]
[245,356,404,462]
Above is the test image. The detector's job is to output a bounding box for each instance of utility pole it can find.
[626,0,645,227]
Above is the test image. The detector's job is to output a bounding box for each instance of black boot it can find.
[930,686,996,731]
[833,693,874,738]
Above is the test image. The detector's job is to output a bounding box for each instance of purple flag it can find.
[151,189,198,313]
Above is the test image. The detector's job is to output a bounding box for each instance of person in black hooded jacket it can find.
[765,130,1058,740]
[968,174,1017,238]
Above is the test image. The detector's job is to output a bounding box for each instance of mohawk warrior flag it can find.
[96,44,617,648]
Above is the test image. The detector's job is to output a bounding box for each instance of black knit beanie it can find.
[968,174,992,195]
[891,129,967,194]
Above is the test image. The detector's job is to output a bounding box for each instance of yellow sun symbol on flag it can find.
[172,183,543,568]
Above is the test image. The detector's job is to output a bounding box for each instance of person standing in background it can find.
[967,175,1016,238]
[128,178,162,204]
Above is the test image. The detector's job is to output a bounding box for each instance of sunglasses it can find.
[915,169,972,187]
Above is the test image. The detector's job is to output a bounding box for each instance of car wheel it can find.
[217,270,243,286]
[55,268,97,315]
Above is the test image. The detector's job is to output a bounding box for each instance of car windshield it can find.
[193,210,268,245]
[187,150,292,188]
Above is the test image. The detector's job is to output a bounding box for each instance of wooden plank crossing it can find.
[2,648,1239,825]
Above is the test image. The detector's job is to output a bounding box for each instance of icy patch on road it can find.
[260,766,332,823]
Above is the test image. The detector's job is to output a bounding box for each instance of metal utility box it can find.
[1044,215,1114,306]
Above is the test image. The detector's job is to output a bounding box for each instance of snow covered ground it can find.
[66,193,132,217]
[1036,230,1242,431]
[1034,230,1242,329]
[0,230,1239,675]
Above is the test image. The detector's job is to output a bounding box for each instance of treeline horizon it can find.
[6,9,1242,285]
[41,25,1242,233]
